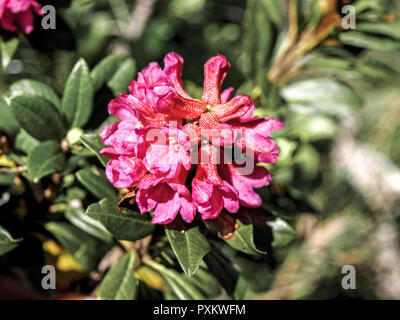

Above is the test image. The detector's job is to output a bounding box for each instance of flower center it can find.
[168,136,180,151]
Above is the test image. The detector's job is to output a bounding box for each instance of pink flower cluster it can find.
[100,52,284,224]
[0,0,43,35]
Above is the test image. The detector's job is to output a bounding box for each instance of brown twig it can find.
[268,7,341,85]
[0,165,27,173]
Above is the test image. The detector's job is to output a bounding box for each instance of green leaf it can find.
[91,54,127,91]
[0,172,15,186]
[185,267,221,298]
[243,0,273,99]
[98,251,137,300]
[233,255,272,292]
[108,58,136,96]
[45,222,109,271]
[10,95,65,141]
[223,220,266,256]
[356,22,400,40]
[339,31,400,51]
[0,225,22,256]
[86,197,155,241]
[15,130,39,154]
[0,98,20,136]
[165,226,210,276]
[27,141,65,183]
[9,79,61,110]
[281,78,362,117]
[204,246,238,296]
[80,133,109,167]
[61,58,94,128]
[0,37,19,71]
[76,167,116,199]
[145,260,206,300]
[65,209,113,243]
[267,218,296,248]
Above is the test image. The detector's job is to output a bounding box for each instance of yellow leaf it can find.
[135,265,168,292]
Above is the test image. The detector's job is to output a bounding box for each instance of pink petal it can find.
[152,190,180,224]
[7,0,30,13]
[1,9,17,32]
[156,91,206,120]
[220,163,272,208]
[232,117,284,164]
[201,54,231,105]
[232,117,285,137]
[108,93,140,122]
[105,156,147,188]
[200,123,237,148]
[100,121,139,155]
[212,95,255,123]
[99,147,118,158]
[220,87,234,104]
[163,52,193,99]
[31,1,44,15]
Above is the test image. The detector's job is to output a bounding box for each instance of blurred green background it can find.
[1,0,400,300]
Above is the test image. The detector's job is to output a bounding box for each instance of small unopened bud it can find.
[66,128,84,146]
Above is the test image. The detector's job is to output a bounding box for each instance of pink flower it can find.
[136,168,196,224]
[0,0,43,34]
[100,52,284,224]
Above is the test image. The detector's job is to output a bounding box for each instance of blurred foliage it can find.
[1,0,400,300]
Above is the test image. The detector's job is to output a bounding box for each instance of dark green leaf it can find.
[45,222,109,271]
[86,197,155,241]
[0,225,22,256]
[204,245,238,295]
[9,79,61,110]
[10,95,65,141]
[98,251,137,300]
[185,267,221,298]
[76,167,116,199]
[27,141,65,183]
[0,172,15,186]
[65,209,113,243]
[223,220,266,255]
[267,218,296,248]
[107,58,136,96]
[165,226,210,276]
[61,58,94,128]
[15,130,40,154]
[0,98,20,136]
[233,255,272,292]
[91,54,127,91]
[243,0,273,86]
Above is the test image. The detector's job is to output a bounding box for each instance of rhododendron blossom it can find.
[100,52,284,224]
[0,0,43,34]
